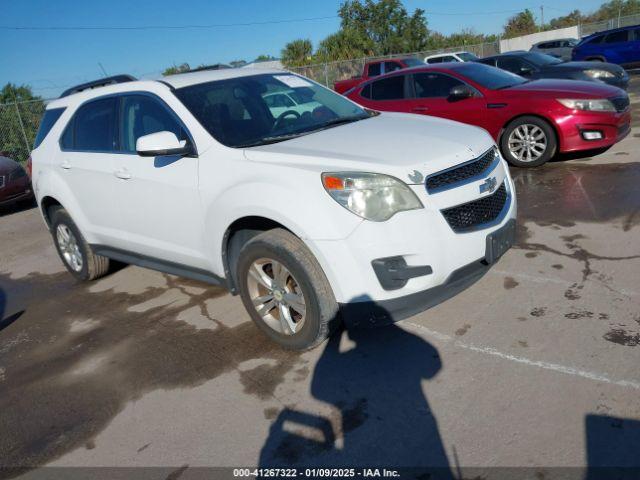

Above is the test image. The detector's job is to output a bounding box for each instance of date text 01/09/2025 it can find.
[233,468,401,477]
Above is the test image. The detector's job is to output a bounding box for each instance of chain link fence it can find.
[0,99,47,164]
[579,12,640,37]
[1,13,637,163]
[291,41,501,87]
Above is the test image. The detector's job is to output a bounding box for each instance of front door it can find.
[112,94,205,268]
[406,72,486,128]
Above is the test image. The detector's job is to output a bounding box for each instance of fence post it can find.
[324,63,329,87]
[13,99,31,159]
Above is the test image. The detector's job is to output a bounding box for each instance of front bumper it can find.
[557,110,631,153]
[341,218,515,327]
[306,156,517,319]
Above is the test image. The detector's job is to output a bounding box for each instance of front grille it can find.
[610,96,629,113]
[441,182,508,232]
[426,148,496,193]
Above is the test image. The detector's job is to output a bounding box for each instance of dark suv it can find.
[572,24,640,68]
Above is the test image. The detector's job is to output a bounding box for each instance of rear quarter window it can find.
[33,108,65,148]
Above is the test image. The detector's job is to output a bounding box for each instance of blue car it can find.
[572,24,640,68]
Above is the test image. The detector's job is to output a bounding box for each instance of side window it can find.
[537,42,550,49]
[427,57,443,64]
[367,63,382,77]
[604,30,629,43]
[413,73,465,98]
[588,35,604,44]
[370,75,406,100]
[120,95,186,153]
[478,58,496,66]
[634,28,640,41]
[68,97,117,152]
[360,83,372,99]
[34,108,65,148]
[384,61,403,73]
[442,56,457,62]
[497,57,530,74]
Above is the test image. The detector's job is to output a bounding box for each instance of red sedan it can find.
[344,62,631,167]
[0,155,33,208]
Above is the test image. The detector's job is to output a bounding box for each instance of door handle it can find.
[60,161,71,170]
[412,106,429,112]
[114,169,132,180]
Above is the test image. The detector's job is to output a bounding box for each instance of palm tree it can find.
[281,39,313,68]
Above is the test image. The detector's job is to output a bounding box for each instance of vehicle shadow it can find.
[585,414,640,480]
[259,302,454,477]
[0,199,36,219]
[0,287,24,333]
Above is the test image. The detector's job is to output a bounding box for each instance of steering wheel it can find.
[272,110,301,131]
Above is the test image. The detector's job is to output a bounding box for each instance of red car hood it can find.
[505,79,624,98]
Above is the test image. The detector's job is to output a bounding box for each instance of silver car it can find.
[530,38,578,61]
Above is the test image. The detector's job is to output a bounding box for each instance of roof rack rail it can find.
[59,74,137,98]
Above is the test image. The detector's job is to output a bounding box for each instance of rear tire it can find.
[50,207,110,282]
[500,116,557,168]
[236,228,339,350]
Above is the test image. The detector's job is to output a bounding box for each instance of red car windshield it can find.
[455,63,528,90]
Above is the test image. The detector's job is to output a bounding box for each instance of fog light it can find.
[582,130,603,140]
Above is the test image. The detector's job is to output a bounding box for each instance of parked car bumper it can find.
[306,159,517,325]
[557,110,631,153]
[601,75,629,90]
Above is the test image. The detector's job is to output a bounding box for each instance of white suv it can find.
[31,69,517,349]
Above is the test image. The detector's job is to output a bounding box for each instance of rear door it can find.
[603,29,632,64]
[358,74,410,112]
[406,72,486,126]
[112,93,204,268]
[57,97,127,247]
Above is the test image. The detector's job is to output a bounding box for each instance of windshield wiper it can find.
[313,115,369,131]
[237,132,311,148]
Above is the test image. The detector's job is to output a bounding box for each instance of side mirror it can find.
[136,131,195,157]
[449,85,474,101]
[519,66,533,76]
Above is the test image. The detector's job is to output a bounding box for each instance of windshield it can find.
[458,52,479,62]
[174,73,369,148]
[455,63,528,90]
[524,52,563,66]
[402,57,425,67]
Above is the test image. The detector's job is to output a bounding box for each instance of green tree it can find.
[504,9,537,38]
[0,83,44,163]
[338,0,429,55]
[586,0,640,21]
[315,28,372,62]
[281,39,313,67]
[254,54,277,62]
[162,63,191,76]
[548,9,583,29]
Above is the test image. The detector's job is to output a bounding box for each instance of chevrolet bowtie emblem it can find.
[479,176,498,194]
[408,170,424,183]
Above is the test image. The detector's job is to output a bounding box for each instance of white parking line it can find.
[403,321,640,391]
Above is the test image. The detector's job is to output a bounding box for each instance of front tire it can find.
[500,116,557,167]
[50,207,110,282]
[236,229,339,350]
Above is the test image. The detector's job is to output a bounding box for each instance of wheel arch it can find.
[222,216,294,294]
[40,196,64,229]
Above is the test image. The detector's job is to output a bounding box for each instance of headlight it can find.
[557,98,616,112]
[584,69,615,79]
[321,172,423,221]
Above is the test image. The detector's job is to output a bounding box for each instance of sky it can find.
[0,0,607,98]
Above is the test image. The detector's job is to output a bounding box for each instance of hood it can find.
[0,156,19,174]
[505,79,623,98]
[543,61,625,75]
[243,112,495,184]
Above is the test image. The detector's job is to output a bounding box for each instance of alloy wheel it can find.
[246,258,307,335]
[56,224,83,272]
[508,124,548,163]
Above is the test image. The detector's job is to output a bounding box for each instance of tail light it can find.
[26,155,33,178]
